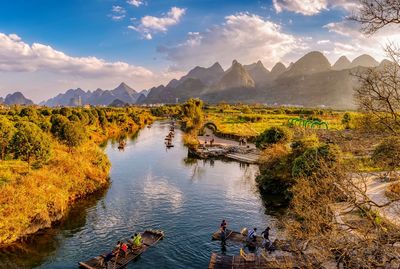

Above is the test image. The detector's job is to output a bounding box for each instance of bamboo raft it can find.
[212,229,263,245]
[79,230,164,269]
[208,252,313,269]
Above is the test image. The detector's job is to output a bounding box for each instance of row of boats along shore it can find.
[164,121,175,148]
[79,222,319,268]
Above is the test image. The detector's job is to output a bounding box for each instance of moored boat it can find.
[79,230,164,269]
[212,229,263,245]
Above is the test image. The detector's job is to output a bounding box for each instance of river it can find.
[0,121,275,269]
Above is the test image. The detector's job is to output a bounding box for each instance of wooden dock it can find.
[208,252,316,269]
[225,152,260,164]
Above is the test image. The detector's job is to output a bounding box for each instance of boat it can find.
[117,141,126,150]
[212,229,263,245]
[79,230,164,269]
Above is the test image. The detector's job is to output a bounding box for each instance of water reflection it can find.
[0,188,108,269]
[0,121,274,269]
[142,173,184,212]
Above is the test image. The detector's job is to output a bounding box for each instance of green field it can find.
[204,105,354,137]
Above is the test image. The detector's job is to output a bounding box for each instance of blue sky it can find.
[0,0,397,101]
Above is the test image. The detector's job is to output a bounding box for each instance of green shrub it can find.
[11,122,52,166]
[292,144,341,178]
[255,127,292,149]
[372,136,400,173]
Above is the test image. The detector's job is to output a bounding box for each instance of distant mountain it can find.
[143,78,205,104]
[244,61,270,85]
[215,60,255,90]
[139,89,150,97]
[282,51,331,77]
[350,54,379,68]
[0,97,3,104]
[175,62,225,87]
[270,62,286,79]
[332,56,351,70]
[109,99,128,107]
[43,82,140,107]
[136,93,147,104]
[378,59,394,70]
[4,92,34,105]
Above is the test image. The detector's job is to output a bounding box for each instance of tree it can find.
[181,98,204,132]
[341,112,352,129]
[372,136,400,179]
[0,117,15,160]
[11,122,51,166]
[350,0,400,35]
[60,122,86,150]
[50,114,69,137]
[351,0,400,134]
[255,126,292,149]
[354,47,400,134]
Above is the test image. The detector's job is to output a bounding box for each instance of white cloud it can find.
[110,5,126,21]
[127,0,144,7]
[0,33,153,78]
[158,13,301,70]
[317,39,330,44]
[112,5,126,14]
[272,0,360,15]
[321,20,400,61]
[128,7,186,39]
[273,0,328,15]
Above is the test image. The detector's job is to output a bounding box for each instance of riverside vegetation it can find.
[0,106,153,246]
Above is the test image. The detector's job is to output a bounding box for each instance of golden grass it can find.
[0,142,110,245]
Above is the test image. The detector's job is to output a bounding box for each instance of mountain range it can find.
[141,51,385,109]
[0,51,389,109]
[0,92,34,105]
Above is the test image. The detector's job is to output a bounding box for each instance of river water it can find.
[0,121,275,269]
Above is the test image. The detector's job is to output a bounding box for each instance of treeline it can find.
[0,106,153,245]
[0,106,153,166]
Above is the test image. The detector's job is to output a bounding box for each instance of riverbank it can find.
[0,106,154,247]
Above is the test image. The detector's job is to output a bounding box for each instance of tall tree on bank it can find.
[351,0,400,134]
[0,117,15,160]
[11,122,52,166]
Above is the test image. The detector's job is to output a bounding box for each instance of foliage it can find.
[372,136,400,174]
[292,144,342,178]
[341,112,352,129]
[180,98,204,132]
[255,126,292,149]
[0,117,15,160]
[11,122,52,166]
[60,122,86,149]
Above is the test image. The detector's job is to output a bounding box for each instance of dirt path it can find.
[365,175,400,226]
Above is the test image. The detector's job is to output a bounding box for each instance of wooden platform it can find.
[208,252,316,269]
[79,230,164,269]
[225,152,261,164]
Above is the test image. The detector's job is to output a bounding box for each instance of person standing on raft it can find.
[220,220,228,243]
[261,227,271,248]
[247,228,257,242]
[131,233,143,249]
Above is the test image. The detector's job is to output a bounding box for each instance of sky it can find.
[0,0,399,102]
